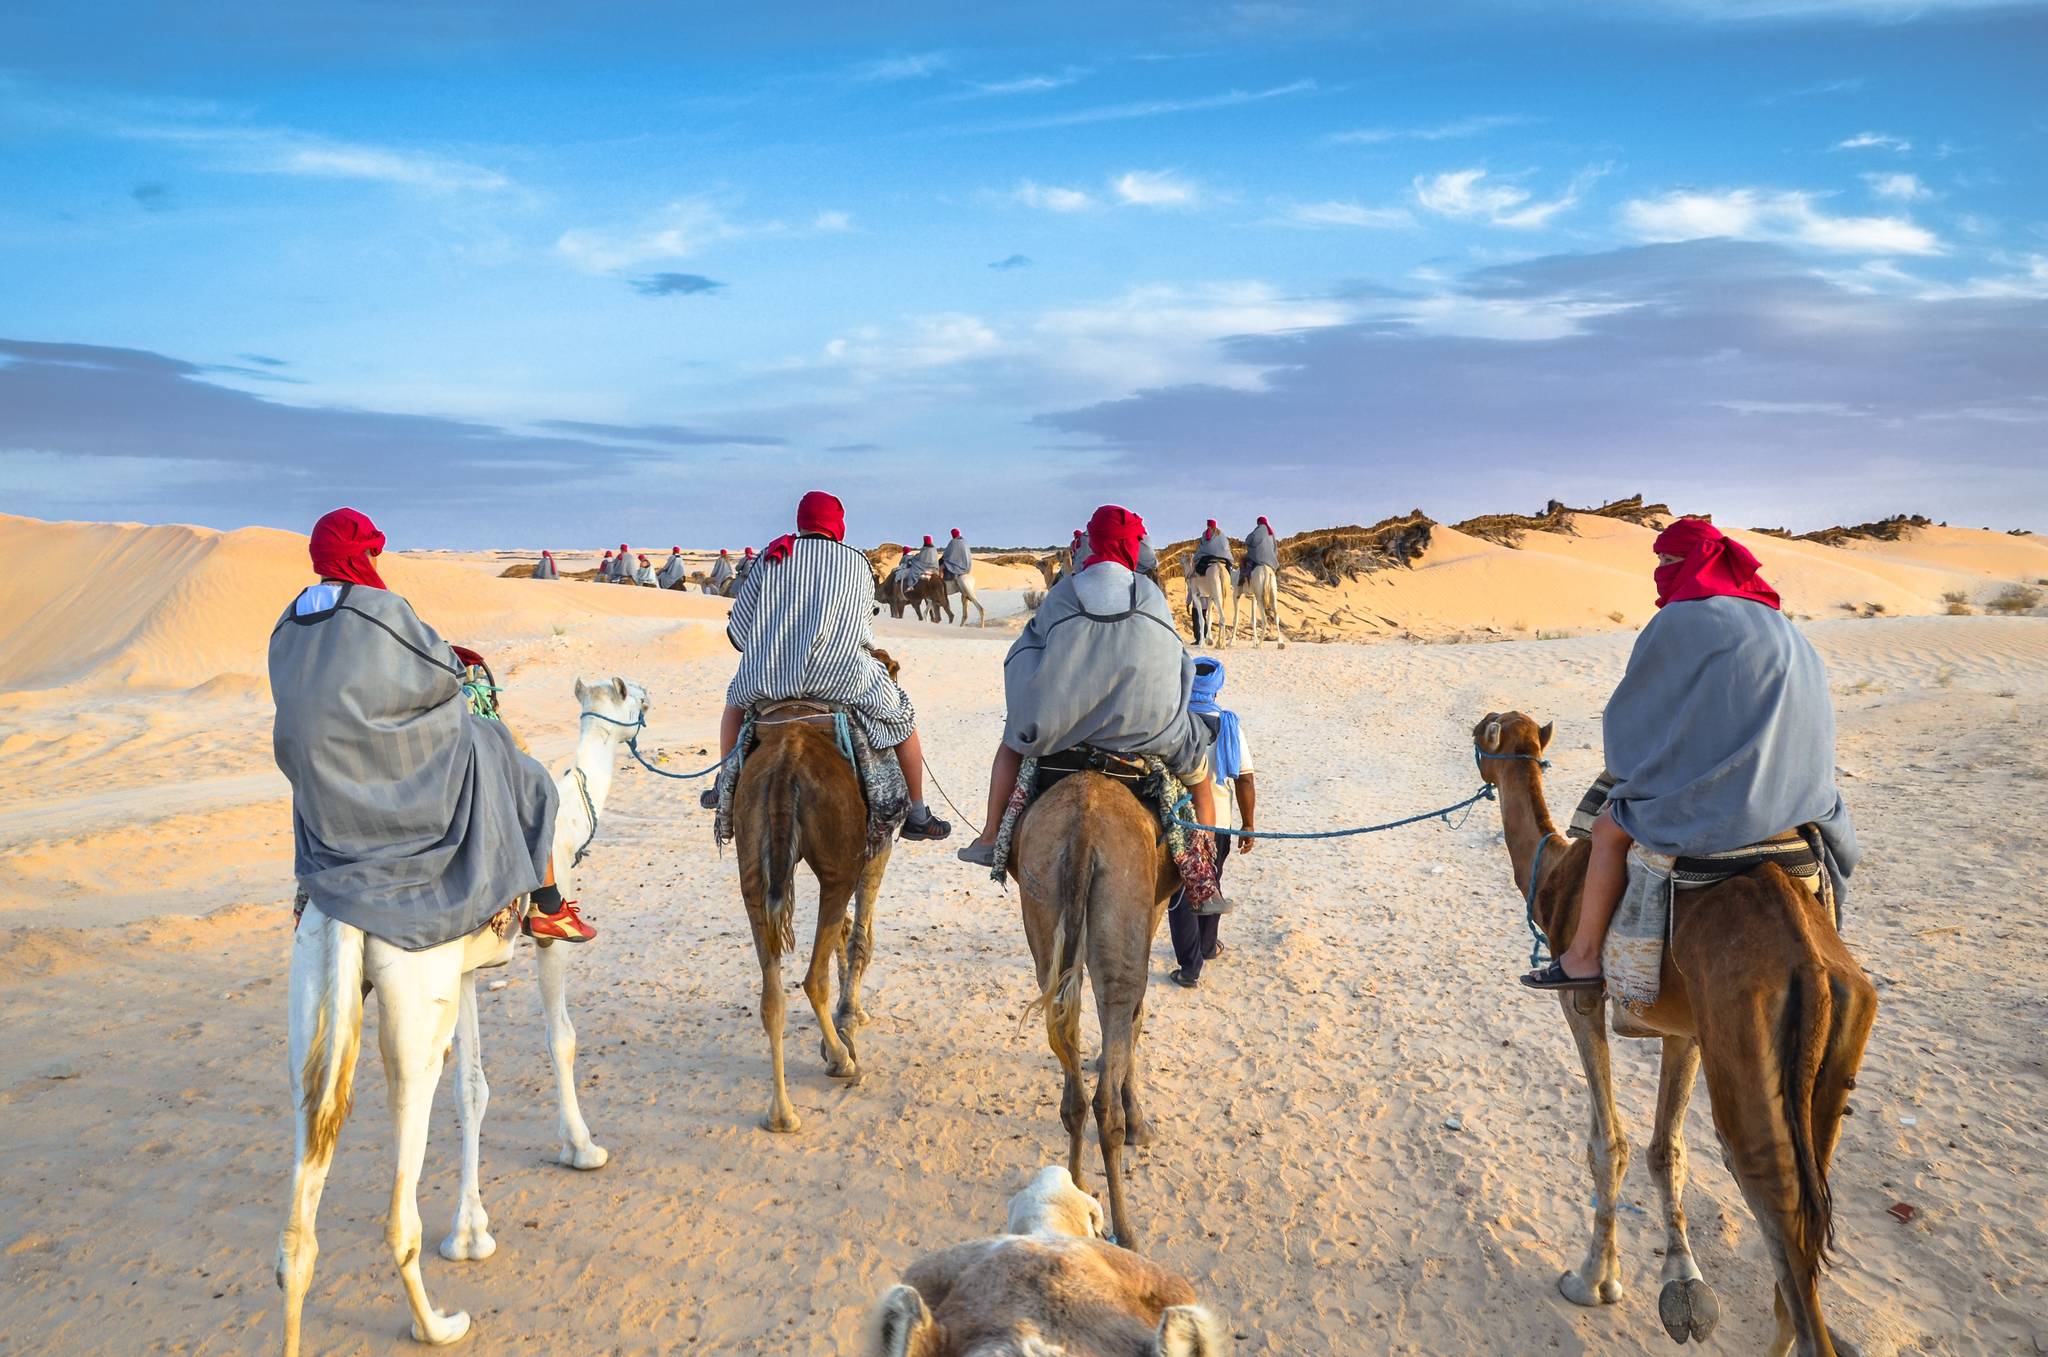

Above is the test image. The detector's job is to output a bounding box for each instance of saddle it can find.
[987,745,1221,906]
[712,700,907,859]
[1033,745,1151,798]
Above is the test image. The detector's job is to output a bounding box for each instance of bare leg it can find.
[1559,990,1629,1307]
[1188,774,1220,833]
[439,974,495,1261]
[717,703,745,762]
[1651,1037,1719,1342]
[1558,807,1631,979]
[970,744,1023,848]
[895,726,928,805]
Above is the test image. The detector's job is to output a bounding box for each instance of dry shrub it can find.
[1987,584,2042,614]
[1945,601,1973,616]
[1798,514,1931,547]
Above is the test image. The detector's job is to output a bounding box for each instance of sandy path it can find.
[1,617,2043,1354]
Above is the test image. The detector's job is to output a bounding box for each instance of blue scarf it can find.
[1189,659,1244,781]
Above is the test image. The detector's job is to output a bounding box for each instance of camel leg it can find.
[1650,1036,1718,1343]
[439,974,495,1262]
[747,911,800,1134]
[836,846,889,1035]
[807,883,860,1080]
[535,939,607,1169]
[1559,991,1629,1307]
[1094,1001,1138,1249]
[369,943,471,1346]
[278,908,364,1357]
[1122,989,1151,1148]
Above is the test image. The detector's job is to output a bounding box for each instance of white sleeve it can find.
[1233,721,1254,778]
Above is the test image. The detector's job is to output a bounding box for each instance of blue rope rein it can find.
[1170,784,1497,840]
[580,710,726,781]
[1476,748,1559,969]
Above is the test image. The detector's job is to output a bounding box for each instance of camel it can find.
[1231,563,1280,647]
[731,671,898,1132]
[1474,711,1876,1357]
[863,1165,1232,1356]
[278,676,646,1356]
[876,568,949,622]
[1011,769,1179,1248]
[942,569,986,626]
[1184,555,1233,648]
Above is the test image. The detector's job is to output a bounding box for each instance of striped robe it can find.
[724,535,916,748]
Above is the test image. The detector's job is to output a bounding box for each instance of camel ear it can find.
[573,678,589,702]
[612,676,628,702]
[1156,1304,1232,1356]
[863,1285,933,1357]
[1537,721,1554,751]
[1482,717,1503,752]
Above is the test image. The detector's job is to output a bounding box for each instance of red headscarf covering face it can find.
[1082,505,1146,571]
[309,507,387,589]
[1651,519,1781,611]
[764,490,846,562]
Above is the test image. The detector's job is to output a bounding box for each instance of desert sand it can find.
[1,511,2044,1355]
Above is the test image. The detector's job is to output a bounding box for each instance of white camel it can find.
[278,676,648,1357]
[1184,554,1234,649]
[943,570,986,626]
[1232,563,1281,647]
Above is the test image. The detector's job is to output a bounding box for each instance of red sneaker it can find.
[525,901,597,943]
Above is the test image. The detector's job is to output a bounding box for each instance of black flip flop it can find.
[1169,968,1200,989]
[1520,960,1604,991]
[699,788,719,810]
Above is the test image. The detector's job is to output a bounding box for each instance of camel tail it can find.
[1025,846,1097,1070]
[1779,960,1836,1277]
[290,906,365,1166]
[761,775,801,957]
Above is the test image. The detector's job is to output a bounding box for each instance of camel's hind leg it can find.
[368,941,471,1346]
[535,938,607,1168]
[1559,991,1629,1307]
[279,907,365,1357]
[439,974,495,1262]
[1650,1036,1719,1343]
[836,845,890,1034]
[1121,988,1152,1148]
[1093,997,1140,1249]
[744,906,801,1134]
[806,874,861,1081]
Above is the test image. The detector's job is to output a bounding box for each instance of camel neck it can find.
[1496,763,1561,900]
[573,717,622,812]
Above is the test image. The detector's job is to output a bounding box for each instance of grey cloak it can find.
[633,561,658,586]
[1136,536,1158,574]
[657,553,688,589]
[710,555,736,589]
[270,584,558,950]
[915,543,940,574]
[1193,531,1232,568]
[1002,562,1210,780]
[533,555,558,580]
[941,535,972,577]
[1243,523,1279,570]
[725,534,916,748]
[1604,594,1859,899]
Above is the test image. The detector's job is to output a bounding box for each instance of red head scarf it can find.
[309,507,387,589]
[764,490,846,563]
[670,546,680,554]
[1651,519,1781,611]
[950,528,961,538]
[1204,519,1219,539]
[744,546,755,558]
[922,534,934,546]
[602,550,613,560]
[1257,516,1269,528]
[1071,530,1083,547]
[541,550,553,559]
[618,542,629,552]
[1082,505,1146,571]
[719,548,729,557]
[637,554,650,566]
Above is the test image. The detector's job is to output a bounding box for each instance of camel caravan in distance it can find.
[278,677,647,1357]
[1475,711,1876,1357]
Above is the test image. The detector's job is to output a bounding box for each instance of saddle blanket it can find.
[713,701,907,859]
[987,747,1220,907]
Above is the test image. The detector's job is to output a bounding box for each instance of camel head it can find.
[574,676,650,735]
[863,1286,1230,1357]
[1005,1166,1105,1239]
[1471,710,1552,786]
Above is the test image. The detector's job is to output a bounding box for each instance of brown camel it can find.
[1011,769,1179,1249]
[875,569,950,621]
[732,684,896,1133]
[863,1165,1232,1356]
[1475,711,1876,1357]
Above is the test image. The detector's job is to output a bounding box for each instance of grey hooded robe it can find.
[1193,530,1232,569]
[1243,522,1279,570]
[657,552,688,589]
[941,534,973,577]
[269,584,558,950]
[1002,562,1210,780]
[533,554,559,580]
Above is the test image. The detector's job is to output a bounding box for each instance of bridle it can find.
[1474,743,1563,968]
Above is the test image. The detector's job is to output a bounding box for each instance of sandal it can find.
[1519,959,1603,991]
[1169,968,1199,989]
[699,787,719,810]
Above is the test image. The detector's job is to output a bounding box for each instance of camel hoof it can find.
[1658,1278,1719,1343]
[836,1006,870,1034]
[411,1309,472,1346]
[762,1110,801,1134]
[825,1057,861,1081]
[438,1227,496,1262]
[1559,1270,1624,1307]
[1828,1329,1862,1357]
[559,1142,608,1171]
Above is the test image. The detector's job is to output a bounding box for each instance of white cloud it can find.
[1863,172,1930,201]
[812,210,854,232]
[1622,187,1943,254]
[1027,282,1353,393]
[822,314,1002,371]
[1413,167,1593,229]
[260,141,510,191]
[1112,170,1199,208]
[969,79,1317,133]
[1284,200,1414,229]
[1835,130,1911,152]
[1329,114,1529,145]
[1011,180,1097,212]
[553,199,751,272]
[965,72,1083,97]
[854,52,948,82]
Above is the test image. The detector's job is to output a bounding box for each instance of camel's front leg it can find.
[836,846,890,1034]
[747,912,800,1133]
[1559,991,1629,1307]
[279,909,364,1357]
[535,940,607,1169]
[1651,1036,1719,1343]
[439,974,496,1261]
[371,945,471,1346]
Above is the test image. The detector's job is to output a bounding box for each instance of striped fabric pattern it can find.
[724,534,916,748]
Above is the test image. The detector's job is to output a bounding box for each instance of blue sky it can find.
[2,0,2044,547]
